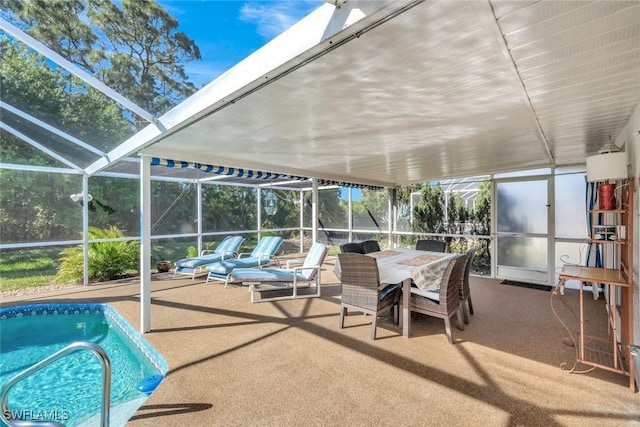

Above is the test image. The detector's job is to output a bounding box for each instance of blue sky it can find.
[158,0,323,87]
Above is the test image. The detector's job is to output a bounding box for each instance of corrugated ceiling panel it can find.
[492,0,640,166]
[149,0,550,185]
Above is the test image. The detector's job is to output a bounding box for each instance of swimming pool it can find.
[0,303,168,426]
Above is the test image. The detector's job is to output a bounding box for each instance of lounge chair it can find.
[205,236,284,287]
[173,236,245,280]
[229,242,328,303]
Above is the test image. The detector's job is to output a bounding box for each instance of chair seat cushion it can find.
[207,258,262,275]
[379,283,398,300]
[230,268,305,283]
[175,254,223,269]
[411,287,440,302]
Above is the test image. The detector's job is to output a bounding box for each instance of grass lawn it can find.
[0,248,61,292]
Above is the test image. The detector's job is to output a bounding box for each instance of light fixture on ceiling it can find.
[264,191,278,216]
[585,139,628,210]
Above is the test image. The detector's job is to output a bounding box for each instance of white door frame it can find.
[492,173,555,286]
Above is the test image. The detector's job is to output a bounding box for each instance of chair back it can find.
[251,236,283,258]
[416,239,446,252]
[338,253,380,288]
[215,236,245,255]
[340,242,365,254]
[461,247,477,299]
[361,240,381,254]
[301,243,328,280]
[338,253,383,311]
[437,254,467,311]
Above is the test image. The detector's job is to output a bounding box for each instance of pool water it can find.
[0,303,168,427]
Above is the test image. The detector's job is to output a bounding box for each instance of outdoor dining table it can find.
[334,248,457,337]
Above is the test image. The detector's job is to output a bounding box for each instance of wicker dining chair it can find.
[404,253,467,344]
[415,239,446,252]
[460,247,477,324]
[361,239,381,254]
[340,242,365,254]
[338,253,400,340]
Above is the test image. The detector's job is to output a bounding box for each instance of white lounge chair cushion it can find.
[227,242,327,283]
[230,268,304,283]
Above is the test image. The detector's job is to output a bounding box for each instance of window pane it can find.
[89,176,139,237]
[305,188,346,229]
[202,185,257,232]
[555,173,588,239]
[317,230,348,254]
[497,236,547,271]
[497,181,547,234]
[152,181,198,235]
[352,232,388,250]
[353,189,388,231]
[261,189,299,229]
[0,169,81,243]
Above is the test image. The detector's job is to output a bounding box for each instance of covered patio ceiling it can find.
[117,0,640,188]
[4,1,640,188]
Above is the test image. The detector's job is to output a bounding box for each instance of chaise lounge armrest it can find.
[286,258,305,268]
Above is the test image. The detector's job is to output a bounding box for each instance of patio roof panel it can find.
[0,106,103,169]
[2,0,640,186]
[144,0,552,187]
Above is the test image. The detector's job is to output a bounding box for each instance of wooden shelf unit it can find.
[558,179,635,391]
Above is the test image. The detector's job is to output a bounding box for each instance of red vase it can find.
[599,182,616,210]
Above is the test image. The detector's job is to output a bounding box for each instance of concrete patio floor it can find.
[2,255,639,426]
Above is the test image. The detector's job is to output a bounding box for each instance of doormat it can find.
[501,279,552,292]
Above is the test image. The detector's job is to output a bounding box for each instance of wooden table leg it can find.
[402,278,411,338]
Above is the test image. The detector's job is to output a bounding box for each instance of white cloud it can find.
[239,1,322,40]
[184,61,227,88]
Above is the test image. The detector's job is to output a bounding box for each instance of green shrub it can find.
[186,245,198,258]
[56,226,140,283]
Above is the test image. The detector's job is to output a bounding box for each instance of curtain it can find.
[585,180,601,268]
[584,180,602,297]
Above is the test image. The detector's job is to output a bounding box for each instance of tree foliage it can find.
[0,169,82,242]
[307,188,344,229]
[412,180,492,270]
[1,0,201,118]
[0,0,203,245]
[261,189,299,231]
[353,189,388,231]
[413,183,445,234]
[202,185,257,232]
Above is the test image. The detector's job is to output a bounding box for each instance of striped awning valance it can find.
[318,179,384,191]
[151,157,307,181]
[151,157,385,190]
